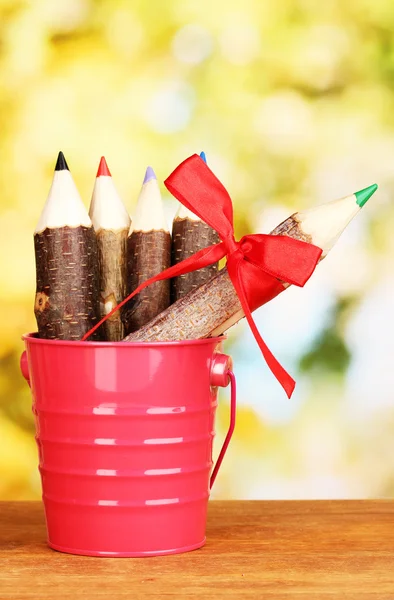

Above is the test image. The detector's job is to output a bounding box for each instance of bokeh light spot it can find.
[172,24,213,65]
[254,91,314,155]
[144,82,195,134]
[220,18,260,65]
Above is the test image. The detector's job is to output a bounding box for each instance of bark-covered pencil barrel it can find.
[123,184,378,342]
[89,157,130,341]
[34,152,101,340]
[171,152,220,302]
[122,167,171,335]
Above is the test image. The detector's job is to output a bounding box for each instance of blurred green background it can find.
[1,0,393,500]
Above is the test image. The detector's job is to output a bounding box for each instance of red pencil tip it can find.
[96,156,111,177]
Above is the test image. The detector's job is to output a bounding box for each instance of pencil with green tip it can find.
[123,183,378,342]
[170,151,220,302]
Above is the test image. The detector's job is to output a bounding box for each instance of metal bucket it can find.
[20,334,236,557]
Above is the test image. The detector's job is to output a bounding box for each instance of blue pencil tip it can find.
[143,166,157,184]
[199,151,207,163]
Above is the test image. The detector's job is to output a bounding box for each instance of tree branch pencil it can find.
[123,184,377,342]
[88,156,130,341]
[122,167,171,335]
[34,152,101,340]
[171,152,220,302]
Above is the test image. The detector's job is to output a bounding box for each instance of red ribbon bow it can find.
[83,154,322,398]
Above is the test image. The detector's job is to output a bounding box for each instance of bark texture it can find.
[171,217,220,302]
[34,225,101,340]
[122,215,309,342]
[96,228,128,341]
[270,215,313,244]
[125,269,239,341]
[122,229,171,334]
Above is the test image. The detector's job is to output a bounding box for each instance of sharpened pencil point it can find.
[143,166,156,185]
[55,151,69,171]
[200,151,207,163]
[96,156,111,178]
[355,183,378,208]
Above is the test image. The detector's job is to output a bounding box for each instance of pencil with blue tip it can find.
[122,167,171,334]
[171,151,220,302]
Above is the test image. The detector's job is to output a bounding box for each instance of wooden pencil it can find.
[171,152,220,302]
[34,152,101,340]
[89,156,131,341]
[122,167,171,334]
[123,184,378,342]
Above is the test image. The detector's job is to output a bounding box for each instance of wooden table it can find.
[1,501,394,599]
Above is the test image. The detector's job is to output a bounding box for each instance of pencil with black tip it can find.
[34,152,101,340]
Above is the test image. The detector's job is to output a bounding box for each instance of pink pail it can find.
[20,334,236,557]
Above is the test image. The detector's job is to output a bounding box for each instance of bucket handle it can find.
[210,370,236,489]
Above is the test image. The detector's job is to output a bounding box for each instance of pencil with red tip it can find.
[88,156,131,341]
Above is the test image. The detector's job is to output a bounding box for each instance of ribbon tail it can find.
[82,242,227,341]
[228,258,296,399]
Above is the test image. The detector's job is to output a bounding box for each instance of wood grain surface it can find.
[1,501,394,599]
[122,229,171,334]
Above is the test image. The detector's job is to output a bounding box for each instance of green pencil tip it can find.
[355,183,378,208]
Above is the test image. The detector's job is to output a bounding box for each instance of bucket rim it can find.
[21,332,227,348]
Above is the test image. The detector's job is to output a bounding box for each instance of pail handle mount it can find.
[20,351,30,387]
[210,370,236,489]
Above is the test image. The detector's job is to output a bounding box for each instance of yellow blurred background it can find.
[1,0,394,500]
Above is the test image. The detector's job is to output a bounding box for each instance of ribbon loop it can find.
[165,154,234,239]
[239,234,323,288]
[82,153,323,398]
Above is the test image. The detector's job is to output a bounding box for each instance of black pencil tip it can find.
[55,151,69,171]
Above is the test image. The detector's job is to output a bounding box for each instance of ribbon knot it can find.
[223,233,240,257]
[239,237,252,254]
[82,154,323,398]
